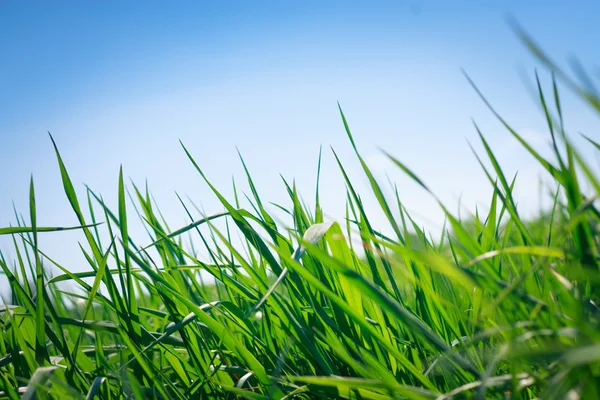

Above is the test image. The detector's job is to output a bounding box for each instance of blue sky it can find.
[1,1,600,278]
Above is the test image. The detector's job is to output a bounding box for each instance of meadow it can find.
[1,31,600,399]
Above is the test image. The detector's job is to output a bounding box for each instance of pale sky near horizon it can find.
[1,1,600,285]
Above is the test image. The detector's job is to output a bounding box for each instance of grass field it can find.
[1,32,600,399]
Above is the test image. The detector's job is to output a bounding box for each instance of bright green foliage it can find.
[1,32,600,399]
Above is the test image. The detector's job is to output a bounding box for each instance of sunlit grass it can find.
[1,30,600,399]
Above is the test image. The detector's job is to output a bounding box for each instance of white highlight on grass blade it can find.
[22,367,57,400]
[292,221,334,261]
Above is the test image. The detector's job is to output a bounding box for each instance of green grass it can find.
[1,30,600,399]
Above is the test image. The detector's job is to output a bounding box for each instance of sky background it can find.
[1,1,600,285]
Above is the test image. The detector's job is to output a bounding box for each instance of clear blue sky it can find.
[1,1,600,277]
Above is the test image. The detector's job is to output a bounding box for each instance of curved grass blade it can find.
[85,376,106,400]
[21,367,57,400]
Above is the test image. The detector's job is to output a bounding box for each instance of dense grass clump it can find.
[1,34,600,399]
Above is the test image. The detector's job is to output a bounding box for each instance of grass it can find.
[1,30,600,399]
